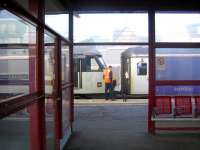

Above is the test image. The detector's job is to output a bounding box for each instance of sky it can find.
[45,13,200,43]
[45,13,200,65]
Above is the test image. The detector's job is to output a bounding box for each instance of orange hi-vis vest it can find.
[103,69,111,83]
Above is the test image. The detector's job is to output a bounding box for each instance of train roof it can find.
[74,46,102,58]
[122,47,200,58]
[121,47,148,58]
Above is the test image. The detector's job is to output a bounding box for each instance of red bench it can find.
[195,96,200,118]
[174,96,192,118]
[153,96,173,118]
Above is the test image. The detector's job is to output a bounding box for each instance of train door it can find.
[130,57,148,95]
[82,57,104,94]
[123,58,131,94]
[74,58,82,89]
[74,56,105,94]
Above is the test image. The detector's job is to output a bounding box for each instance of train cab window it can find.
[81,57,100,72]
[98,57,107,68]
[137,62,147,75]
[91,58,100,71]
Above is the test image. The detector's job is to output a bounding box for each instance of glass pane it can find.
[91,58,99,71]
[0,10,37,99]
[156,85,200,96]
[45,33,55,95]
[0,10,36,44]
[45,98,55,150]
[45,14,69,39]
[61,43,70,83]
[61,41,70,145]
[74,45,148,93]
[156,48,200,80]
[74,13,148,43]
[0,108,30,150]
[156,13,200,42]
[61,88,70,139]
[45,32,55,150]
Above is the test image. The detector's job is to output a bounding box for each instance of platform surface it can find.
[64,99,200,150]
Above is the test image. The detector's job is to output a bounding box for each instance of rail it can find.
[0,92,44,118]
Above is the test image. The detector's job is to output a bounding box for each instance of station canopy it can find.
[44,0,200,14]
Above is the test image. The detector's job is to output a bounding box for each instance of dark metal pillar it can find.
[148,9,156,134]
[54,38,62,150]
[69,10,74,124]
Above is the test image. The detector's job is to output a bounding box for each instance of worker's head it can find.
[108,65,112,70]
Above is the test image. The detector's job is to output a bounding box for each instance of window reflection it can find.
[0,10,36,44]
[137,62,147,76]
[61,45,70,83]
[0,10,37,99]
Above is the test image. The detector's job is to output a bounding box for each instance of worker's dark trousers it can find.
[123,87,127,102]
[123,79,128,102]
[105,83,113,100]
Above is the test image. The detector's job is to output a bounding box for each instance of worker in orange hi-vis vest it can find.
[103,66,113,100]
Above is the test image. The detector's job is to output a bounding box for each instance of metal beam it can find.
[156,43,200,48]
[156,80,200,85]
[28,0,46,150]
[69,10,74,124]
[54,37,62,150]
[74,42,148,46]
[0,93,44,118]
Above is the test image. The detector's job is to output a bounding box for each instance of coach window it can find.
[137,62,147,76]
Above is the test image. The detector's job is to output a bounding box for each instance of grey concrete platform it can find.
[64,99,200,150]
